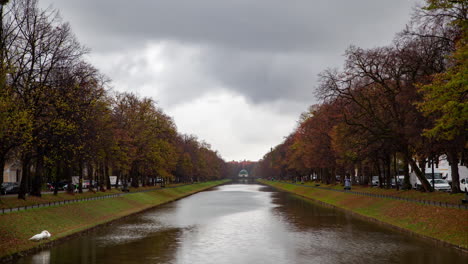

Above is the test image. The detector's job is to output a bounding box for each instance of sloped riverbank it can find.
[0,180,228,262]
[259,180,468,251]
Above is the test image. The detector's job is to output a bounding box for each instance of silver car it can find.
[429,179,451,192]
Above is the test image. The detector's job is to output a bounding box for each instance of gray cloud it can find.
[43,0,419,53]
[37,0,421,160]
[203,48,337,104]
[41,0,420,106]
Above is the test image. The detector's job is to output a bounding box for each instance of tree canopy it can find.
[0,0,227,199]
[254,0,467,193]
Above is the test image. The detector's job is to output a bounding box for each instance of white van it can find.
[460,178,468,193]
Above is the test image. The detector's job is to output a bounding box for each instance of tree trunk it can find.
[418,158,427,176]
[330,167,336,184]
[402,151,411,190]
[78,162,83,194]
[447,150,461,193]
[88,163,95,192]
[95,163,99,191]
[131,162,139,188]
[65,161,73,194]
[356,163,362,185]
[376,160,383,188]
[18,153,31,200]
[408,156,432,192]
[105,162,111,190]
[142,173,147,187]
[30,149,44,197]
[53,162,61,195]
[0,155,5,185]
[115,170,120,189]
[122,172,129,192]
[0,2,7,105]
[99,162,105,192]
[363,164,370,186]
[394,152,399,191]
[385,155,391,189]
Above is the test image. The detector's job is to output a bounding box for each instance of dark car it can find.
[1,182,15,194]
[47,181,68,191]
[1,182,12,192]
[1,182,20,195]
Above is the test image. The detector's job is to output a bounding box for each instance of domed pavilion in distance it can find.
[238,169,249,178]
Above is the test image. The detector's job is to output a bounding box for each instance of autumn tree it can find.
[414,0,468,192]
[258,0,465,193]
[1,0,87,198]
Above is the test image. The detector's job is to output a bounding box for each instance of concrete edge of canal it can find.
[0,180,230,263]
[258,180,468,254]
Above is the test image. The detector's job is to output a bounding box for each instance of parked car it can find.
[371,176,379,186]
[1,182,15,194]
[389,178,397,188]
[82,180,90,189]
[460,178,468,193]
[415,173,445,190]
[429,179,451,192]
[1,182,20,195]
[47,181,68,191]
[397,175,405,185]
[63,184,79,192]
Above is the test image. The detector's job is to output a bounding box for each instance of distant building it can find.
[238,169,248,178]
[3,160,21,183]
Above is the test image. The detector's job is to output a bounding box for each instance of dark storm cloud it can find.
[41,0,419,105]
[37,0,421,160]
[203,49,328,104]
[45,0,418,52]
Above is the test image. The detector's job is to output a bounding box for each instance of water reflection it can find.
[30,251,49,264]
[15,183,467,264]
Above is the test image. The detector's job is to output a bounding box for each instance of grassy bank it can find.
[0,180,228,260]
[301,182,465,205]
[0,184,187,210]
[259,180,468,250]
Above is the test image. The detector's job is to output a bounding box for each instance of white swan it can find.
[29,230,51,241]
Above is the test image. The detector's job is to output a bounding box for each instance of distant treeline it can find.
[254,0,467,193]
[0,0,226,199]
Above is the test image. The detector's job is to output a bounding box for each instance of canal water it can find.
[16,183,467,264]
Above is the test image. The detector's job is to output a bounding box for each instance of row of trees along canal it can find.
[0,0,227,199]
[254,0,467,193]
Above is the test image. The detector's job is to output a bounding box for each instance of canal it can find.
[16,183,467,264]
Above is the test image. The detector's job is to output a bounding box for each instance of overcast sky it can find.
[40,0,420,161]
